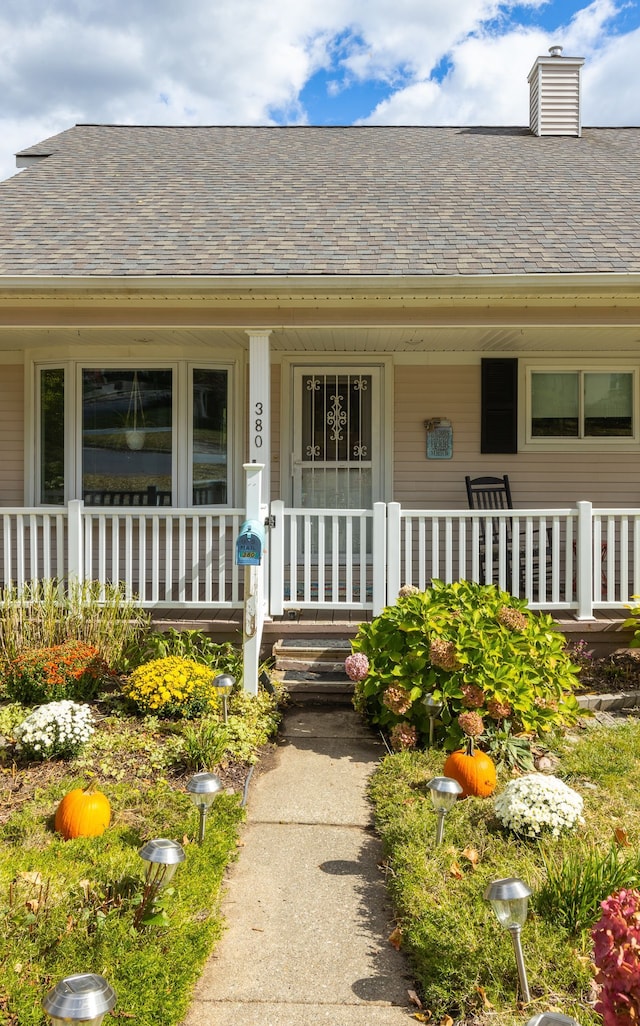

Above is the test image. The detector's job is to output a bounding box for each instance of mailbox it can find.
[235,520,265,566]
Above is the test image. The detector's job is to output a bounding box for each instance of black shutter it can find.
[481,358,518,454]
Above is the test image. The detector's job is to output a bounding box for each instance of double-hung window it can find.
[37,363,231,506]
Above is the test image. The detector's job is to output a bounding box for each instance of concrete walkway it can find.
[182,705,415,1026]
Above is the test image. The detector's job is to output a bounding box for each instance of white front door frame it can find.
[281,355,394,507]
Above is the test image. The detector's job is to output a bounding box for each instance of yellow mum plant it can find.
[123,656,220,718]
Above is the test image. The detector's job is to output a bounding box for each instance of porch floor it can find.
[149,607,633,656]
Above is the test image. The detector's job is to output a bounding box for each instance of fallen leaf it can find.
[13,964,22,974]
[449,862,463,879]
[65,916,75,933]
[475,985,494,1009]
[439,1016,454,1026]
[462,846,480,868]
[411,1013,431,1023]
[388,926,403,950]
[615,827,631,847]
[25,899,39,914]
[407,989,422,1008]
[17,871,42,887]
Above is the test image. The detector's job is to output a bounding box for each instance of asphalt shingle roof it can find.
[0,123,639,277]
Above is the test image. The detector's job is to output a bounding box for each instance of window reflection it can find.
[41,368,65,504]
[193,369,228,504]
[82,370,173,505]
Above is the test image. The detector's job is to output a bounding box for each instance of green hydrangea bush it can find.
[351,579,580,749]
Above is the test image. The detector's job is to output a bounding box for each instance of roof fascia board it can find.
[0,272,640,301]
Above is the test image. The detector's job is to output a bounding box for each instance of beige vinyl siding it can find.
[0,365,24,505]
[394,365,640,509]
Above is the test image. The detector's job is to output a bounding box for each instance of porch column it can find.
[242,462,265,696]
[246,330,272,507]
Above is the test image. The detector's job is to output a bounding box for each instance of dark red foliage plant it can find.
[591,888,640,1026]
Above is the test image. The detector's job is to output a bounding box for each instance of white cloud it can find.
[359,0,640,126]
[0,0,638,182]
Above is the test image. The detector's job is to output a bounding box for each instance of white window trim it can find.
[520,361,640,452]
[30,358,237,507]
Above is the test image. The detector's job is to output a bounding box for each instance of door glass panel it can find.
[192,369,228,504]
[300,373,373,508]
[82,369,173,505]
[40,368,65,505]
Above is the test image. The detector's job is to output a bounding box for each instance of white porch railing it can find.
[269,500,640,620]
[3,500,640,621]
[1,501,245,608]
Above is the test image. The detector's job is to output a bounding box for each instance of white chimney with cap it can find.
[528,46,585,137]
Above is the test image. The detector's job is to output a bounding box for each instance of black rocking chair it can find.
[465,475,549,593]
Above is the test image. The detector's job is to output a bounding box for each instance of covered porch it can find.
[2,492,638,682]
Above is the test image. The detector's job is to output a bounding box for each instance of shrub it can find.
[592,888,640,1026]
[14,700,95,760]
[5,640,107,703]
[122,628,243,680]
[123,656,222,718]
[494,773,584,839]
[351,579,580,748]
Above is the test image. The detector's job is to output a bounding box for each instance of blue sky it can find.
[0,0,639,181]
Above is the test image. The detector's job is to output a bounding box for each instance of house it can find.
[1,48,639,688]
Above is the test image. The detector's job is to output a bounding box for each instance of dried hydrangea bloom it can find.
[398,584,419,597]
[344,652,370,682]
[458,710,485,737]
[429,637,461,671]
[460,683,485,709]
[389,722,418,751]
[534,696,559,711]
[382,684,412,716]
[487,698,513,719]
[497,605,528,632]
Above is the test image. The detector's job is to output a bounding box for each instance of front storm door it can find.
[292,367,382,509]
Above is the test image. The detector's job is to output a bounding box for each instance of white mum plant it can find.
[14,700,95,761]
[494,773,584,839]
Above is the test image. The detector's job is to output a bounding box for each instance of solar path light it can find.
[484,877,532,1003]
[42,973,116,1026]
[422,695,444,747]
[214,673,235,723]
[138,838,186,892]
[426,776,463,844]
[186,771,224,843]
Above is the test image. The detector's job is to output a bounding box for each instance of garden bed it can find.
[369,718,640,1026]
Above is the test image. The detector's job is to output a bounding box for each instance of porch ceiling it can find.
[2,322,640,355]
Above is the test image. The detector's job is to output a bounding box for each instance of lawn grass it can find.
[0,688,279,1025]
[368,718,640,1025]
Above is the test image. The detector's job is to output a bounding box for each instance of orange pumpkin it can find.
[54,783,111,839]
[443,739,496,798]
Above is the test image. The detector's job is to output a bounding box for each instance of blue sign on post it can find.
[235,520,265,565]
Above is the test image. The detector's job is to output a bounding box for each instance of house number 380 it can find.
[254,402,263,447]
